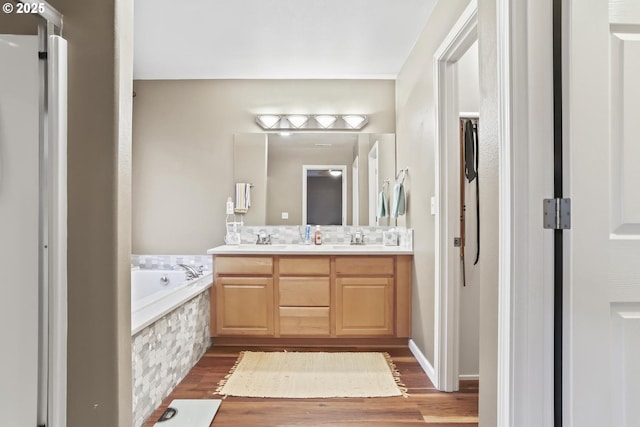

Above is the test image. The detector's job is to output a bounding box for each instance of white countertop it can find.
[206,243,413,255]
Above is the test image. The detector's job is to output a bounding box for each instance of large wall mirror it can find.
[234,132,396,226]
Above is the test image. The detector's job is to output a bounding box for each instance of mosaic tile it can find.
[131,289,211,427]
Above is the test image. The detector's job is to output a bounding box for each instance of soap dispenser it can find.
[314,225,322,245]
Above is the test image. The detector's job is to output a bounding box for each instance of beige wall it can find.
[396,1,498,423]
[0,1,134,425]
[459,41,480,113]
[395,0,473,366]
[60,0,133,425]
[266,143,354,225]
[132,79,395,253]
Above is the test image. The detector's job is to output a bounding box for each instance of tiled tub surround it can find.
[131,255,213,427]
[131,254,213,272]
[237,225,413,247]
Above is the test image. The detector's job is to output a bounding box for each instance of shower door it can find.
[0,34,40,427]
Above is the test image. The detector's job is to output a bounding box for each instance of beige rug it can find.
[216,351,407,398]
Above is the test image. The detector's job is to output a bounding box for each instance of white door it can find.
[0,35,40,426]
[567,1,640,426]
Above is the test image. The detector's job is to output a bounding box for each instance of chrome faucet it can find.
[256,229,272,245]
[174,264,200,279]
[350,229,366,245]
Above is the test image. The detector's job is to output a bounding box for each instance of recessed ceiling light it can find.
[279,132,291,136]
[329,170,342,177]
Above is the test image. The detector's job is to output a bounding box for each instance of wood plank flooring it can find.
[142,346,478,427]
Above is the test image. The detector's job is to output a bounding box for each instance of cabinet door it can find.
[335,277,394,336]
[215,277,274,336]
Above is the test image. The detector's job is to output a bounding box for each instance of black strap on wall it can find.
[553,0,564,425]
[463,119,481,265]
[472,122,480,265]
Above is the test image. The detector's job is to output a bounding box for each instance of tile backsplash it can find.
[131,254,213,272]
[237,225,412,247]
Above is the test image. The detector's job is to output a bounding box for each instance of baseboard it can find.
[408,339,437,387]
[459,374,479,381]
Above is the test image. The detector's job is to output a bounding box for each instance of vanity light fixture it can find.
[286,115,309,128]
[329,170,342,177]
[314,115,338,128]
[256,115,281,129]
[342,115,368,129]
[255,114,368,130]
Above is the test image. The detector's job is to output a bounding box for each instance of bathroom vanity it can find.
[206,245,412,343]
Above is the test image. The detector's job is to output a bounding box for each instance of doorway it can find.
[457,41,481,383]
[433,1,482,393]
[302,165,347,225]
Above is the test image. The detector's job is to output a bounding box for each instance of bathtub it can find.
[131,268,213,335]
[131,266,213,426]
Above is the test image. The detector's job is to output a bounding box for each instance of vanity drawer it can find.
[215,256,273,275]
[279,307,330,336]
[335,256,394,276]
[279,256,330,276]
[279,277,330,306]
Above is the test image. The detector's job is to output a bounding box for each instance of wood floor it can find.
[142,345,478,427]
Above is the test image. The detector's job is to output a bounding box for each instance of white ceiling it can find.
[133,0,438,80]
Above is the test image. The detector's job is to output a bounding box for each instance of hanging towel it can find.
[377,191,389,218]
[235,183,251,212]
[391,183,406,218]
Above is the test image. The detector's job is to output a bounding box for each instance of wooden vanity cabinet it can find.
[278,256,331,337]
[211,254,412,340]
[213,256,274,336]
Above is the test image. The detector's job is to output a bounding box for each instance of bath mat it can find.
[152,399,221,426]
[216,351,407,398]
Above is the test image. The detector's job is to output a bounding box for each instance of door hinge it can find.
[453,237,461,247]
[543,198,571,229]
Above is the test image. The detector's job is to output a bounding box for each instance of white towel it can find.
[235,183,251,211]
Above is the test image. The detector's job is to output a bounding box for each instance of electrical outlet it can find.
[281,212,289,220]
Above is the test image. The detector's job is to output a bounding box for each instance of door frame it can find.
[352,156,359,226]
[434,0,555,425]
[368,141,379,225]
[496,0,555,425]
[433,0,478,393]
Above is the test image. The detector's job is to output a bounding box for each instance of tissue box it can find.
[383,230,399,246]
